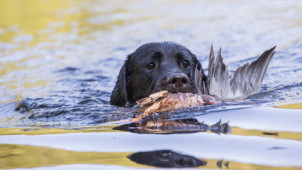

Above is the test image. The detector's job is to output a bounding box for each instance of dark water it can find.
[0,0,302,169]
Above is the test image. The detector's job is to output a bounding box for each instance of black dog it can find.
[110,42,207,106]
[110,42,276,106]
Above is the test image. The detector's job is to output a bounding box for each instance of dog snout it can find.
[152,72,198,94]
[167,73,189,88]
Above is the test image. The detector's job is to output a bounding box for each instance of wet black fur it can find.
[110,42,206,106]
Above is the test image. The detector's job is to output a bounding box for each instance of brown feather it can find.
[133,91,218,119]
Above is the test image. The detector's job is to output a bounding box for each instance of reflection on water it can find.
[128,150,207,168]
[0,143,299,170]
[0,144,136,169]
[129,150,232,169]
[114,118,231,134]
[0,0,302,169]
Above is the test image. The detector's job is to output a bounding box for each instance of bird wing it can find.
[206,46,276,99]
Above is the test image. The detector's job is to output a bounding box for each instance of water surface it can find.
[0,0,302,169]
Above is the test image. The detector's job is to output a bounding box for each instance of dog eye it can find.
[182,60,190,68]
[146,62,156,70]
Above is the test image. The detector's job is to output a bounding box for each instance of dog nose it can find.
[167,73,189,87]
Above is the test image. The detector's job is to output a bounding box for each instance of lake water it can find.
[0,0,302,169]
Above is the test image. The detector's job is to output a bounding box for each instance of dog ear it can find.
[189,51,201,70]
[190,52,210,95]
[110,59,129,106]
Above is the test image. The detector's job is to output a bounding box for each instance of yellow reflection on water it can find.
[0,0,126,103]
[0,0,88,103]
[0,0,71,42]
[0,144,137,169]
[0,125,117,135]
[231,127,302,141]
[276,103,302,109]
[0,144,299,169]
[1,125,301,143]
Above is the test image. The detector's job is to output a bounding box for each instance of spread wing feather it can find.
[205,46,276,99]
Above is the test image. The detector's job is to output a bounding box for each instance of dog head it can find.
[110,42,207,106]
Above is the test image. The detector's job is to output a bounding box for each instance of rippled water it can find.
[0,0,302,169]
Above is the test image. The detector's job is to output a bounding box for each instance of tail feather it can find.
[206,46,276,99]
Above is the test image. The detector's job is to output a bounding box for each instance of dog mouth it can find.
[152,78,199,94]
